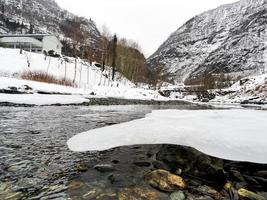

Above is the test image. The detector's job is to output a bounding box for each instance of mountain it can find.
[0,0,102,58]
[148,0,267,84]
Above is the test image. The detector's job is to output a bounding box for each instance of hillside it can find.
[148,0,267,84]
[0,0,150,83]
[0,0,102,59]
[0,47,167,105]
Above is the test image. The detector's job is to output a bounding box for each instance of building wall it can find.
[0,37,43,53]
[42,36,62,55]
[0,35,63,54]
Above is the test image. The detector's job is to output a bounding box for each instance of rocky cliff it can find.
[148,0,267,84]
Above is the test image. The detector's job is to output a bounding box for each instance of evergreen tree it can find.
[111,34,117,81]
[29,24,34,34]
[102,61,105,72]
[0,3,5,19]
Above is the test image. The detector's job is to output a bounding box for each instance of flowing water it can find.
[0,104,204,199]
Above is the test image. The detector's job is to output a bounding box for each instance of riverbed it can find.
[0,104,204,199]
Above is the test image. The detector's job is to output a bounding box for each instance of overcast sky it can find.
[56,0,238,56]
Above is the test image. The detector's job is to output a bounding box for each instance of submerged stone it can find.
[238,188,265,200]
[94,164,116,173]
[0,182,24,200]
[145,169,186,192]
[194,185,221,200]
[169,191,186,200]
[156,145,225,184]
[76,162,90,172]
[118,187,166,200]
[133,161,151,167]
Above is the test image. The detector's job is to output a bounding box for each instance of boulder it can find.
[156,145,224,184]
[145,169,186,192]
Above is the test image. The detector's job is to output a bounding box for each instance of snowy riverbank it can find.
[0,77,176,106]
[0,47,170,105]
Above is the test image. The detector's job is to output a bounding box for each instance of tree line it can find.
[61,23,152,84]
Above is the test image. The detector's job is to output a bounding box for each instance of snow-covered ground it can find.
[0,77,91,95]
[0,93,89,105]
[1,47,266,106]
[212,73,267,104]
[0,47,167,105]
[68,109,267,164]
[0,77,167,105]
[0,47,133,89]
[165,73,267,107]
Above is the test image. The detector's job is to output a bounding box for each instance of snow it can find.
[0,37,43,46]
[68,109,267,164]
[166,73,267,105]
[93,85,166,101]
[148,0,266,83]
[0,77,91,95]
[0,47,169,105]
[0,47,134,90]
[0,77,167,105]
[211,73,267,104]
[0,93,89,105]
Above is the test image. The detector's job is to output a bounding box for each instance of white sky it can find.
[56,0,238,56]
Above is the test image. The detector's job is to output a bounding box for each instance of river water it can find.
[0,104,206,199]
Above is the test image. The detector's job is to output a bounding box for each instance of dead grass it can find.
[21,71,76,87]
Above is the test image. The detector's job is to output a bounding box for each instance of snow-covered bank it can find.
[0,47,170,105]
[211,73,267,104]
[68,109,267,164]
[0,77,91,105]
[0,77,170,105]
[0,77,91,95]
[165,73,267,108]
[0,47,133,89]
[0,93,89,106]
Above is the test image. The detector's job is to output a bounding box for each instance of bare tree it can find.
[73,58,77,84]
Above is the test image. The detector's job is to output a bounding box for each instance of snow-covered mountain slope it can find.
[0,0,101,49]
[148,0,267,83]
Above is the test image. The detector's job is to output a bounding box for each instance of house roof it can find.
[0,37,43,47]
[0,34,59,40]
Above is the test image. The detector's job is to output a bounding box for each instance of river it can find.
[0,104,204,199]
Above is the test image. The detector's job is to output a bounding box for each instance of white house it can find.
[0,34,63,54]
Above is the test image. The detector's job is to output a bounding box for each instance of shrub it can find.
[43,50,60,58]
[21,71,76,87]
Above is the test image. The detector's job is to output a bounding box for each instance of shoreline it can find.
[0,97,196,107]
